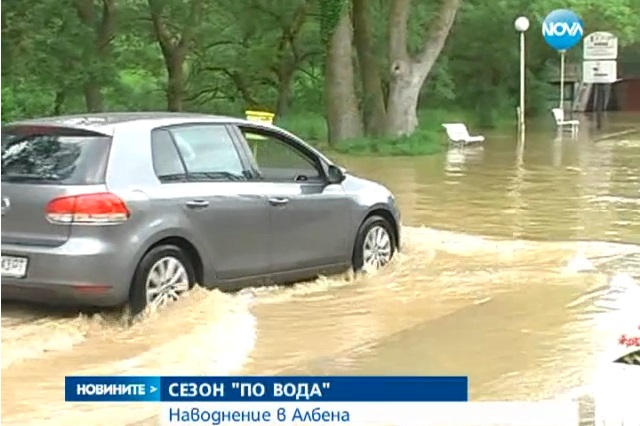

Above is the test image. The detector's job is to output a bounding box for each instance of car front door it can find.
[151,124,270,281]
[232,125,353,273]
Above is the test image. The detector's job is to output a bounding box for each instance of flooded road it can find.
[2,115,640,424]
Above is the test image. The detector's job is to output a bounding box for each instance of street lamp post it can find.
[514,16,530,140]
[559,49,566,110]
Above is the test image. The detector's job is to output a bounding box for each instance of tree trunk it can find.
[83,80,104,112]
[352,0,386,137]
[166,53,186,111]
[148,0,203,112]
[385,0,462,136]
[75,0,116,113]
[324,10,363,145]
[386,61,425,135]
[52,90,66,116]
[273,2,309,118]
[275,72,293,117]
[229,71,259,107]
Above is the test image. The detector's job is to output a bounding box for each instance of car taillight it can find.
[46,193,130,224]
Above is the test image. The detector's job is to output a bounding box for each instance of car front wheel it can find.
[129,244,196,316]
[352,215,396,272]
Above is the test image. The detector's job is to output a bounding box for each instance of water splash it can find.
[564,254,596,273]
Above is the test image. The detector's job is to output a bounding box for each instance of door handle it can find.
[185,199,210,209]
[268,197,289,206]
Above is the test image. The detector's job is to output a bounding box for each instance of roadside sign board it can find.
[583,31,618,60]
[582,60,617,83]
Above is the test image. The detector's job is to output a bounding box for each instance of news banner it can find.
[65,376,580,425]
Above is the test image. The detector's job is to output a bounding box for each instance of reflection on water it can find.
[340,124,639,244]
[444,146,484,174]
[1,115,639,424]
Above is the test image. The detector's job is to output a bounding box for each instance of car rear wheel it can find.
[129,245,196,316]
[352,215,396,272]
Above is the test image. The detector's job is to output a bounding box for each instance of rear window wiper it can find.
[1,172,62,182]
[187,171,247,182]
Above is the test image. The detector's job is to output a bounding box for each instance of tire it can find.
[352,215,396,272]
[128,244,196,316]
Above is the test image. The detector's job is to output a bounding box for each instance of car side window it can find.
[169,125,245,177]
[240,128,322,182]
[151,129,186,179]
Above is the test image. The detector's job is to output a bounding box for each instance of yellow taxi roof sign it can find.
[245,110,275,124]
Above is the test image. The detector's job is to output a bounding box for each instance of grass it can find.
[276,112,329,145]
[275,107,516,156]
[333,128,443,156]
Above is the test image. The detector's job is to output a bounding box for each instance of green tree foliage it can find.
[320,0,348,47]
[2,0,639,142]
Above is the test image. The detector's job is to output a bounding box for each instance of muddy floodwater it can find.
[2,115,640,425]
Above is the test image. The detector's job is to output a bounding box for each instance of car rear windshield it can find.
[1,126,111,185]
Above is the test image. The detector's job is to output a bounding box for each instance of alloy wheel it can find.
[362,225,392,270]
[145,256,190,307]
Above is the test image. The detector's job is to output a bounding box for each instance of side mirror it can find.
[326,165,346,184]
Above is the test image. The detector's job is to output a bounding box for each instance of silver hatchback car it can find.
[1,113,401,314]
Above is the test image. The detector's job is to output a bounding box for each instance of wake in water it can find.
[2,226,640,425]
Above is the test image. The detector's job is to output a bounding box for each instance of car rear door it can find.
[1,125,112,248]
[231,125,353,273]
[151,124,271,281]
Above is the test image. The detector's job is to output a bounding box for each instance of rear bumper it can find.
[1,237,134,307]
[1,282,124,307]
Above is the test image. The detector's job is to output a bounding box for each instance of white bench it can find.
[551,108,579,137]
[442,123,485,145]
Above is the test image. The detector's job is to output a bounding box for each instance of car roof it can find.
[3,112,267,135]
[3,111,334,164]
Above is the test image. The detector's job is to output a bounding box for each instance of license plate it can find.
[1,256,28,278]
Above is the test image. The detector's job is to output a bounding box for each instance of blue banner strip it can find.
[65,376,468,402]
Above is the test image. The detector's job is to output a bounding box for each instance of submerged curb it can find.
[593,127,640,142]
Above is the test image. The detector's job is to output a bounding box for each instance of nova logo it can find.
[542,22,583,37]
[542,9,584,51]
